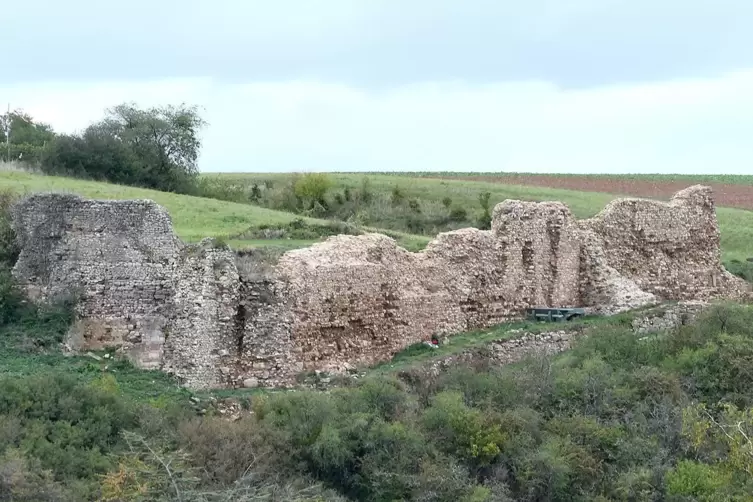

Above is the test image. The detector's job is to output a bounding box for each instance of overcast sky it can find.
[2,0,752,173]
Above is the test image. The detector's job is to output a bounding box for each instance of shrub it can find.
[250,183,262,201]
[178,417,272,485]
[391,185,405,205]
[359,177,374,204]
[0,372,140,501]
[422,391,506,466]
[664,460,730,499]
[0,448,65,502]
[449,206,468,222]
[294,173,332,209]
[477,192,492,230]
[0,189,18,267]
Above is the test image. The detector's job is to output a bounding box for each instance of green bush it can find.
[477,192,492,230]
[449,206,468,222]
[724,258,753,283]
[294,173,332,209]
[0,189,18,266]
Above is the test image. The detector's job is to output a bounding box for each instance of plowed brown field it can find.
[430,175,753,211]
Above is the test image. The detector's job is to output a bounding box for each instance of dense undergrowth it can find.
[2,191,753,500]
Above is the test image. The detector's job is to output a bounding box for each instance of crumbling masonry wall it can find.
[277,185,747,374]
[9,186,749,389]
[11,194,181,369]
[581,186,742,300]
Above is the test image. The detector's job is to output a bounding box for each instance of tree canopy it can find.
[0,109,56,164]
[4,102,207,193]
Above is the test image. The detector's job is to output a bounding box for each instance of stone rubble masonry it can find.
[424,301,708,378]
[9,186,749,389]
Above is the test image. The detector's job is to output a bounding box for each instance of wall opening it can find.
[234,303,246,356]
[522,240,534,270]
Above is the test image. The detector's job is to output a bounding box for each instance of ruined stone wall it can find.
[276,200,588,373]
[161,239,241,389]
[580,185,747,301]
[11,193,181,368]
[9,186,749,389]
[233,252,297,388]
[275,186,746,376]
[10,195,258,389]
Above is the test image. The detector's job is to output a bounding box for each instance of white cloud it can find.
[3,70,753,174]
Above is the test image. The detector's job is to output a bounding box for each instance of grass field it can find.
[0,171,429,251]
[372,172,753,185]
[210,172,753,262]
[2,169,751,262]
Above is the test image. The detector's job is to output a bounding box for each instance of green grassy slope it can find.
[211,173,753,262]
[3,170,750,262]
[0,171,429,251]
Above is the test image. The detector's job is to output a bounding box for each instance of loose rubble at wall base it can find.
[9,186,750,389]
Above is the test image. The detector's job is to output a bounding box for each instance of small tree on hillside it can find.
[294,173,332,210]
[477,192,492,230]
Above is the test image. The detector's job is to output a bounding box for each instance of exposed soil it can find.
[431,175,753,211]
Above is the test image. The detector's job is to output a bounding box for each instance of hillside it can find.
[3,168,751,267]
[205,172,753,264]
[412,172,753,211]
[396,172,753,186]
[0,170,430,252]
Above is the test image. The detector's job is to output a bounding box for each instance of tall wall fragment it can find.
[579,185,746,300]
[9,186,748,389]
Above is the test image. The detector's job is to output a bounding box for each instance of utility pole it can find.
[4,103,9,163]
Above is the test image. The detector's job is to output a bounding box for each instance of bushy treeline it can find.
[1,103,206,194]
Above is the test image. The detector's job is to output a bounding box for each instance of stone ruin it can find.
[9,185,749,389]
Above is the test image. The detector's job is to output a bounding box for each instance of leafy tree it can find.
[42,102,206,193]
[0,109,55,164]
[477,192,492,230]
[294,173,332,210]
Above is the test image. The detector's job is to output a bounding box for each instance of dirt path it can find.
[431,175,753,211]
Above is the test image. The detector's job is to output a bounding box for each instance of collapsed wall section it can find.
[160,239,242,389]
[231,251,297,388]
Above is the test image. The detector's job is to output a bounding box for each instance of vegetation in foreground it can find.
[2,194,753,500]
[3,273,753,500]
